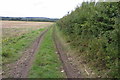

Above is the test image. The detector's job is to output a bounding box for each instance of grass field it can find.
[28,27,66,78]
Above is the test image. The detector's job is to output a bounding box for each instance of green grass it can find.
[28,27,66,78]
[2,28,46,64]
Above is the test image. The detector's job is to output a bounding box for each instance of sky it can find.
[0,0,86,18]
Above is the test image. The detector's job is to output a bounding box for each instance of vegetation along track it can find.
[3,28,49,78]
[53,27,81,78]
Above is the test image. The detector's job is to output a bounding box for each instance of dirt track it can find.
[3,26,81,78]
[3,29,48,78]
[53,28,81,78]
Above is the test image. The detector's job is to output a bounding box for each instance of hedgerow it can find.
[57,2,119,78]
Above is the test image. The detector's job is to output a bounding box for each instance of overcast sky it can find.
[0,0,86,18]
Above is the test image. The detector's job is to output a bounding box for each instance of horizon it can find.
[1,16,60,19]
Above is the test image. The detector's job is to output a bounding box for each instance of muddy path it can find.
[53,28,81,78]
[3,28,49,78]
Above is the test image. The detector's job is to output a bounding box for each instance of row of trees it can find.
[1,17,59,22]
[57,2,119,78]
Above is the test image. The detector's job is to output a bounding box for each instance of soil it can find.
[53,28,81,78]
[3,29,48,78]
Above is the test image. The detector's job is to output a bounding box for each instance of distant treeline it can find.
[1,17,59,22]
[57,2,119,78]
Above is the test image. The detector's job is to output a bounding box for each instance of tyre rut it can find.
[53,27,81,78]
[3,28,49,78]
